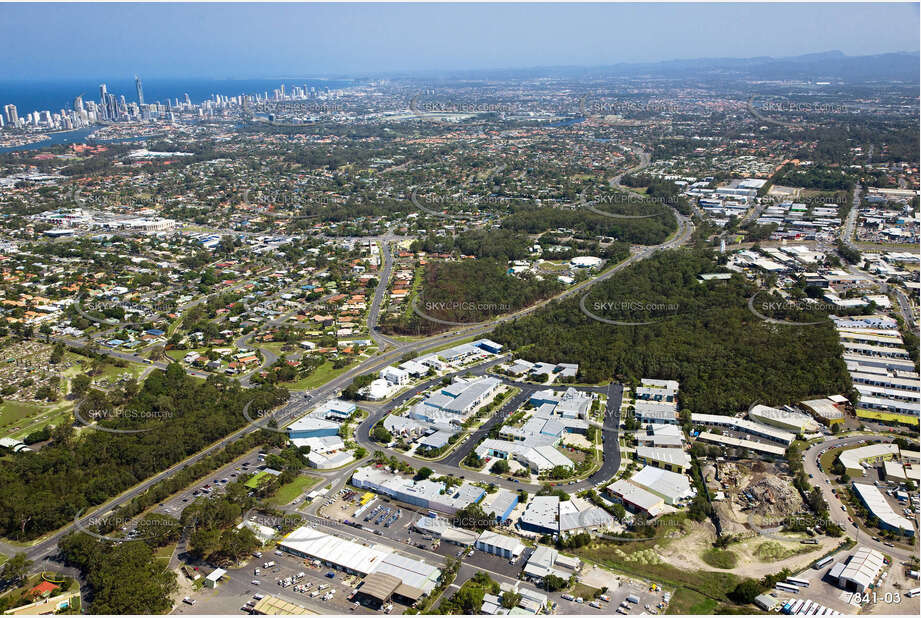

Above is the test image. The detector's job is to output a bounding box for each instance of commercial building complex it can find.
[691,413,796,445]
[608,479,666,516]
[522,545,581,583]
[634,446,692,472]
[516,495,614,535]
[695,432,786,458]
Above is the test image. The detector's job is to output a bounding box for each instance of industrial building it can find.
[691,413,796,445]
[882,460,921,482]
[608,479,666,516]
[695,431,786,458]
[634,446,691,472]
[629,465,695,505]
[351,466,485,514]
[279,526,388,574]
[409,377,501,423]
[522,545,581,583]
[279,525,441,599]
[475,439,574,473]
[851,483,915,536]
[634,423,685,448]
[518,496,561,535]
[516,495,614,535]
[474,530,526,559]
[482,489,519,523]
[837,443,899,474]
[634,400,679,424]
[828,546,885,592]
[312,399,357,420]
[800,397,847,424]
[286,416,340,439]
[412,516,478,546]
[748,404,819,433]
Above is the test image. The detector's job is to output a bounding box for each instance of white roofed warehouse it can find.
[630,465,695,505]
[851,483,914,537]
[831,546,886,592]
[474,530,525,559]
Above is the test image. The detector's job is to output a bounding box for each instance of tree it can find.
[415,467,434,481]
[729,579,764,604]
[453,503,493,532]
[0,553,32,589]
[501,591,521,609]
[491,459,510,474]
[543,574,568,592]
[70,373,92,399]
[371,425,392,443]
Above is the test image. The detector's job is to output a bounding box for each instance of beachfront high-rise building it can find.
[3,104,18,127]
[135,75,145,106]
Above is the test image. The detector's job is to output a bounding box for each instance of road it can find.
[801,434,915,562]
[365,237,400,350]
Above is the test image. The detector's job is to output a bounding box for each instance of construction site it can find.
[702,459,805,535]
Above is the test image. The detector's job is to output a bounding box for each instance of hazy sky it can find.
[1,2,918,79]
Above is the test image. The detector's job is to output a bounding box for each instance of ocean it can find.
[0,77,355,116]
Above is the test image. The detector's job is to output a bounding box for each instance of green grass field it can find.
[666,588,718,615]
[570,582,601,601]
[0,400,74,440]
[289,359,360,390]
[267,474,322,506]
[0,401,44,431]
[701,548,738,570]
[244,470,272,489]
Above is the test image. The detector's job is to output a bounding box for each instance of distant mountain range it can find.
[391,51,919,83]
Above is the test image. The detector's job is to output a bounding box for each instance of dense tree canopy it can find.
[0,364,287,539]
[493,249,851,414]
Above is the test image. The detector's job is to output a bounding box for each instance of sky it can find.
[0,2,918,79]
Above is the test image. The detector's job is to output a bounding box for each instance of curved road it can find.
[802,434,915,562]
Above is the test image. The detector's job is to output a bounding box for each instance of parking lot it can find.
[551,570,668,615]
[157,449,274,518]
[318,490,529,580]
[174,546,409,615]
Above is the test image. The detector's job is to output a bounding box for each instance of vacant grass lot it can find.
[571,513,762,615]
[570,582,601,601]
[289,358,361,390]
[701,548,738,569]
[667,588,717,615]
[267,474,322,506]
